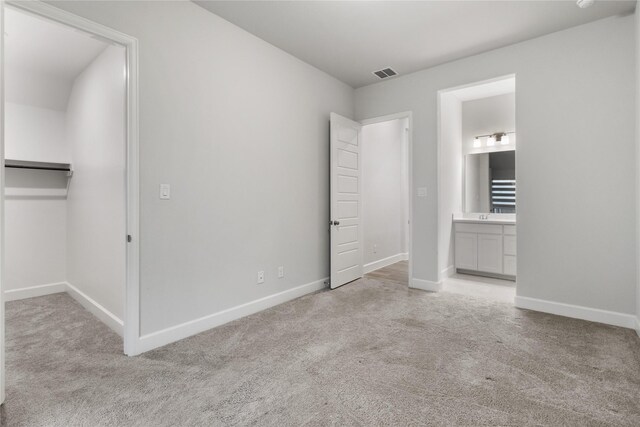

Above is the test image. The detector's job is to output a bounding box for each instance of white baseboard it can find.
[66,282,124,337]
[4,282,67,301]
[410,277,442,292]
[440,265,455,279]
[514,296,637,330]
[363,253,409,274]
[635,317,640,338]
[138,277,328,353]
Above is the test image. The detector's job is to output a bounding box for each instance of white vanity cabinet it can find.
[454,221,515,278]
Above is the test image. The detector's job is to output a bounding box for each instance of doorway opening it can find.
[0,0,140,403]
[328,112,412,290]
[437,75,516,302]
[361,115,411,287]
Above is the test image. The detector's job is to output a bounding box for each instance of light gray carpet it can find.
[3,276,640,426]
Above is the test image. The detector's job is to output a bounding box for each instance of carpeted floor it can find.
[3,265,640,426]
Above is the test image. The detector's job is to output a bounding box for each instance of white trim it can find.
[66,282,124,337]
[4,282,66,301]
[635,317,640,338]
[410,278,442,292]
[441,265,455,279]
[5,0,141,356]
[0,0,6,404]
[360,111,413,126]
[514,296,637,330]
[364,253,408,274]
[138,278,328,353]
[438,74,517,99]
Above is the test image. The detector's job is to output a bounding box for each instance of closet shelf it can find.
[4,159,73,175]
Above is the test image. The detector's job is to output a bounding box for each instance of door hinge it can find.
[127,235,132,243]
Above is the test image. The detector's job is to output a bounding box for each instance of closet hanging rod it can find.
[4,159,72,172]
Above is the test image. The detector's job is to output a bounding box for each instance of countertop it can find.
[452,215,515,225]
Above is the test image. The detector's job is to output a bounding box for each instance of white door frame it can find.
[0,0,6,404]
[0,0,141,383]
[359,112,413,286]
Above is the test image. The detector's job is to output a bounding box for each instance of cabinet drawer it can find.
[503,255,516,275]
[503,225,516,235]
[455,223,502,235]
[504,235,516,256]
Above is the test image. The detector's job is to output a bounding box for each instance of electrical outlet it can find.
[278,266,284,278]
[257,271,265,284]
[373,244,378,254]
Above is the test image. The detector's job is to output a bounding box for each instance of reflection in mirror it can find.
[465,150,515,213]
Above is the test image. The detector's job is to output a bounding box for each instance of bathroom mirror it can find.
[464,150,515,213]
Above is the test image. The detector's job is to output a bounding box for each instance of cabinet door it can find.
[455,232,477,270]
[503,235,516,256]
[477,233,503,274]
[504,255,517,276]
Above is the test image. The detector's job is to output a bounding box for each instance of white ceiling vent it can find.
[372,67,398,79]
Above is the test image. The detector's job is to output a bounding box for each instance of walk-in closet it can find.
[3,6,127,338]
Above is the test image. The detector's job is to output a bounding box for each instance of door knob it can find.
[334,220,340,226]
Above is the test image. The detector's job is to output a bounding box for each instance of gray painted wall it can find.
[438,93,462,277]
[50,1,354,335]
[356,15,636,315]
[66,45,126,322]
[462,93,516,154]
[362,119,407,265]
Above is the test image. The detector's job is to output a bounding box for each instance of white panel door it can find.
[477,233,503,274]
[455,232,477,271]
[330,113,362,289]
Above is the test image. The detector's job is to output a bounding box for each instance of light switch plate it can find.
[160,184,170,200]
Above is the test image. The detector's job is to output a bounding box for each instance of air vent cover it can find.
[372,67,398,79]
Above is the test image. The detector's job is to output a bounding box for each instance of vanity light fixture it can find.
[473,131,515,148]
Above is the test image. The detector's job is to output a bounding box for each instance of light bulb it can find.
[487,135,496,146]
[576,0,594,9]
[473,137,481,148]
[500,134,510,145]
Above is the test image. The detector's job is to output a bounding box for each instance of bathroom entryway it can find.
[329,111,412,290]
[365,261,515,303]
[437,75,517,302]
[441,273,515,303]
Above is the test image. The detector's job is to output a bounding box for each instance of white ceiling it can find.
[195,0,636,88]
[4,7,108,110]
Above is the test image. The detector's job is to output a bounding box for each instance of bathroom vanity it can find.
[453,215,516,280]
